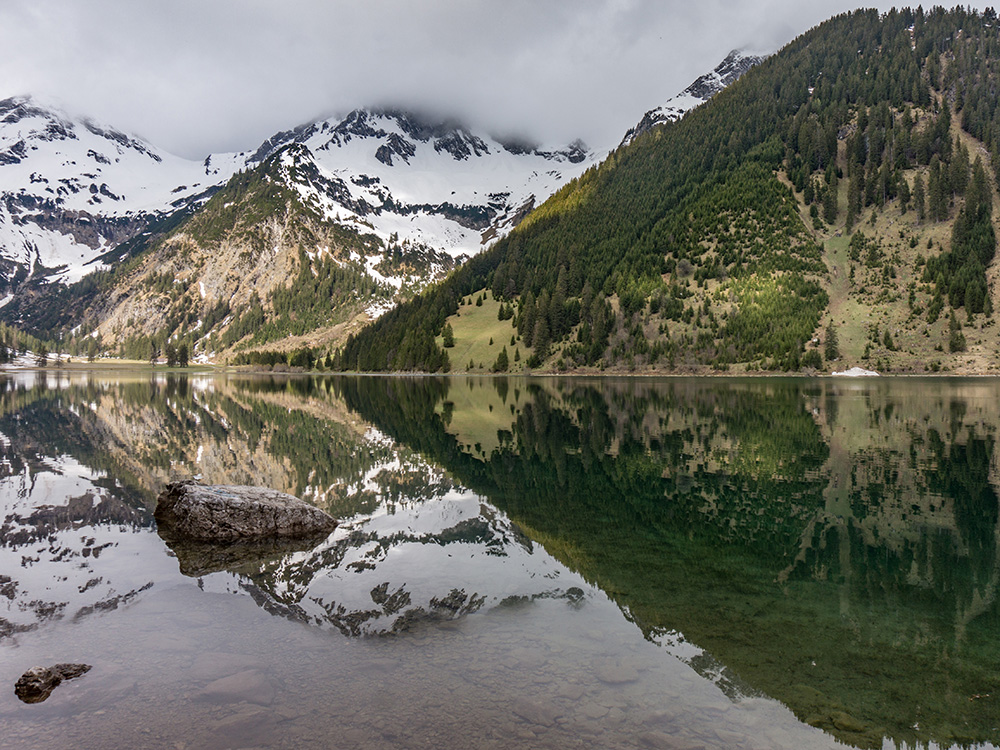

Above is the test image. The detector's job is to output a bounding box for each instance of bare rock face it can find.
[15,663,91,703]
[154,481,337,542]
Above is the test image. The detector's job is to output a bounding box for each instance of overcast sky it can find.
[0,1,974,159]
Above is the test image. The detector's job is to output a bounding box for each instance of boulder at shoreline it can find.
[155,481,337,542]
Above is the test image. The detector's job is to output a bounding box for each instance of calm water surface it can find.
[1,372,998,749]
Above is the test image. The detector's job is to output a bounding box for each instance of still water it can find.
[0,371,998,749]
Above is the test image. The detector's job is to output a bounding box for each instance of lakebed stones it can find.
[154,481,337,543]
[14,663,91,703]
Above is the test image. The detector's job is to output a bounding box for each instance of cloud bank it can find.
[0,1,971,158]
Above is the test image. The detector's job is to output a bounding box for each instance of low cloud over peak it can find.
[0,1,963,159]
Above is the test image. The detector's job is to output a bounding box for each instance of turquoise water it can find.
[1,371,998,749]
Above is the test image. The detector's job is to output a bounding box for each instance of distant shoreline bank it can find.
[4,362,1000,379]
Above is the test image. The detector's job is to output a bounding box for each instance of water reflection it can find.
[333,376,1000,749]
[0,372,998,749]
[0,373,583,641]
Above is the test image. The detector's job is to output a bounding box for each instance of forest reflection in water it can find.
[0,370,998,749]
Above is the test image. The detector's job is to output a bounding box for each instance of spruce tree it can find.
[823,170,839,223]
[914,173,926,221]
[824,323,840,361]
[533,316,550,360]
[492,346,509,373]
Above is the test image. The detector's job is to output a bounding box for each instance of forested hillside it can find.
[35,145,460,365]
[335,7,1000,374]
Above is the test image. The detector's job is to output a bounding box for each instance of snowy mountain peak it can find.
[229,108,599,260]
[248,107,590,169]
[0,96,239,286]
[0,95,162,167]
[620,49,765,148]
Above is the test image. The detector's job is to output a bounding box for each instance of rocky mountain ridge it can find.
[0,49,763,361]
[619,49,765,148]
[0,95,232,289]
[0,98,598,297]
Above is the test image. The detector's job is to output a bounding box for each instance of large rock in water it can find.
[155,481,337,542]
[15,664,91,703]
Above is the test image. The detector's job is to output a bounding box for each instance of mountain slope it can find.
[619,49,764,148]
[336,7,1000,376]
[0,96,231,288]
[0,100,596,289]
[84,144,456,361]
[0,101,600,350]
[237,107,595,257]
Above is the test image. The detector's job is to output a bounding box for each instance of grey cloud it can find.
[0,1,977,159]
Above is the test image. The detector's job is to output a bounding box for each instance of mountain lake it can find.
[1,371,998,749]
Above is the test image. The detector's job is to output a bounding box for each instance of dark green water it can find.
[1,371,998,749]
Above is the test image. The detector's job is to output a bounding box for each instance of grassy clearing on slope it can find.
[437,289,530,373]
[815,163,1000,375]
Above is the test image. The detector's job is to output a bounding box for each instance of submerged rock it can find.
[162,534,332,577]
[14,663,91,704]
[154,481,337,542]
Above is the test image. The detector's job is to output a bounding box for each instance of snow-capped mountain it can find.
[0,97,596,297]
[619,49,765,148]
[0,96,237,286]
[225,107,595,260]
[0,49,761,349]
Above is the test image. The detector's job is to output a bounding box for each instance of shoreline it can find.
[5,361,1000,379]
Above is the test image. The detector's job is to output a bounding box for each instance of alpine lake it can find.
[1,371,999,750]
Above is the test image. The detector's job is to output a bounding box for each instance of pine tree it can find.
[914,173,926,221]
[442,323,455,348]
[951,140,970,196]
[929,157,947,221]
[533,316,550,360]
[492,346,509,373]
[823,170,839,223]
[519,291,536,346]
[551,267,568,337]
[824,323,840,361]
[898,175,911,213]
[949,310,967,352]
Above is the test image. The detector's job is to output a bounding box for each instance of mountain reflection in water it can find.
[0,371,998,749]
[334,375,1000,749]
